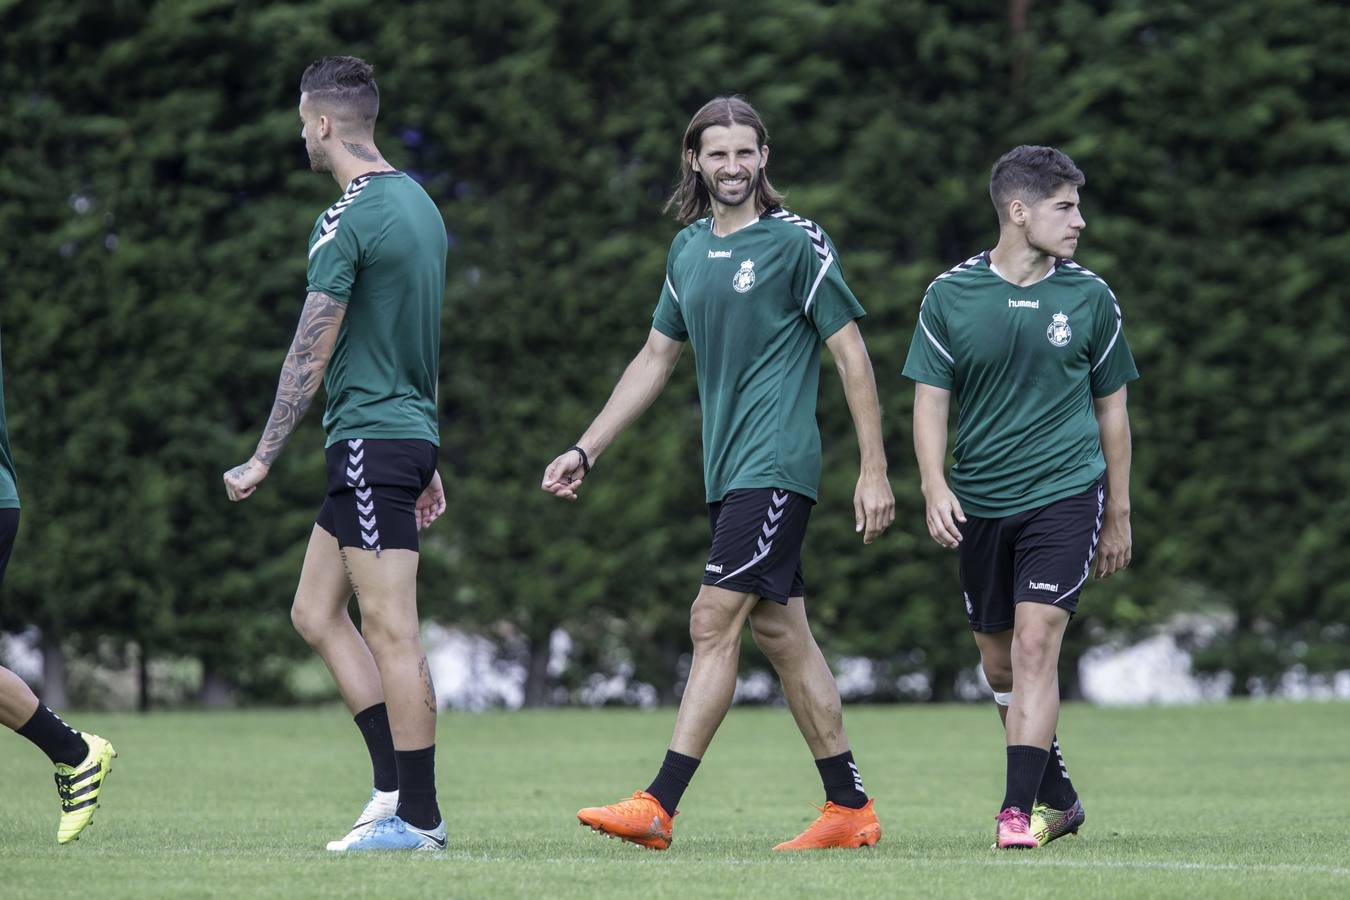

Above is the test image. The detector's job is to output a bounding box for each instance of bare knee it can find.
[358,604,419,653]
[982,660,1014,693]
[689,594,741,654]
[291,596,337,647]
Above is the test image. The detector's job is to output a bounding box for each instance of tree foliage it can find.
[0,0,1344,704]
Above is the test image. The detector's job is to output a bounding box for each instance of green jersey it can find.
[902,252,1138,517]
[0,330,17,509]
[652,209,866,503]
[306,171,446,447]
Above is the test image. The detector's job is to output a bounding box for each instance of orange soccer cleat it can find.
[577,791,674,850]
[773,798,882,850]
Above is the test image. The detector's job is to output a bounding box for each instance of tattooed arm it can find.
[223,291,347,501]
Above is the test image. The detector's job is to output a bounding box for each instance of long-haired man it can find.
[543,96,894,851]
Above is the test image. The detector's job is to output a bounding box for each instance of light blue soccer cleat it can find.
[334,815,446,852]
[326,789,399,851]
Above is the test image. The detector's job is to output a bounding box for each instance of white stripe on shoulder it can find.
[664,273,680,305]
[308,175,373,260]
[769,208,839,314]
[1060,262,1125,371]
[769,207,831,266]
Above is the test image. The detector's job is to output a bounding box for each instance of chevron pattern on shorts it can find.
[715,490,791,586]
[344,438,380,551]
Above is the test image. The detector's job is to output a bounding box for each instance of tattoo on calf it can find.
[255,291,346,467]
[342,140,379,162]
[419,656,436,714]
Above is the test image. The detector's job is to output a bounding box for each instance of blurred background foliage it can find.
[0,0,1345,707]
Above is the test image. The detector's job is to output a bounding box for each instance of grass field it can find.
[2,702,1347,899]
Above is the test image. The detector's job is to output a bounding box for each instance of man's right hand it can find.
[223,457,270,502]
[923,481,966,549]
[541,449,588,501]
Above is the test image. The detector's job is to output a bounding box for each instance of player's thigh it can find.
[343,546,421,640]
[293,523,352,619]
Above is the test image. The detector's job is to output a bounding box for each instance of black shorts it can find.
[315,439,437,553]
[958,478,1104,632]
[702,488,812,604]
[0,508,17,591]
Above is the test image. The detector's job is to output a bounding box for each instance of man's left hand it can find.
[416,470,447,530]
[1095,505,1132,578]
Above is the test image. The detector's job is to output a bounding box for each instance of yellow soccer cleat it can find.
[1031,797,1086,846]
[54,732,116,844]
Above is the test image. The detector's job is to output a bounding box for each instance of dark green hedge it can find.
[0,0,1344,703]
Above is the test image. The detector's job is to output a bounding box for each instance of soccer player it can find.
[0,331,117,844]
[223,57,449,852]
[902,146,1137,848]
[542,96,895,851]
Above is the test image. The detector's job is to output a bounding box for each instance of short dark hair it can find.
[989,145,1085,224]
[664,96,785,224]
[300,56,379,129]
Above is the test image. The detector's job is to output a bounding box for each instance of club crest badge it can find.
[732,259,756,293]
[1046,311,1072,347]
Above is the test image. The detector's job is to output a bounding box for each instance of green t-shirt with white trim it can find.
[652,209,866,503]
[902,252,1139,517]
[306,171,446,448]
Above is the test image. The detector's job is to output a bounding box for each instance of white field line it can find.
[407,854,1349,878]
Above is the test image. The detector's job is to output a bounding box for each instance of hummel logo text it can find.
[1029,581,1059,591]
[1008,299,1040,308]
[708,249,732,258]
[705,563,724,574]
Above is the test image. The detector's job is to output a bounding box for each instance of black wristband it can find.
[567,445,591,476]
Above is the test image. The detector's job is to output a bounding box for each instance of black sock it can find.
[16,705,87,767]
[645,750,700,816]
[1002,745,1050,813]
[394,745,440,829]
[1036,734,1078,809]
[353,703,398,793]
[815,750,868,809]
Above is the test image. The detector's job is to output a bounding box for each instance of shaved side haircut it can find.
[300,56,380,130]
[989,145,1085,224]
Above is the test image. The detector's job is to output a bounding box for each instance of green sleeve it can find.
[651,237,688,342]
[902,285,955,389]
[1088,282,1139,397]
[305,204,367,304]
